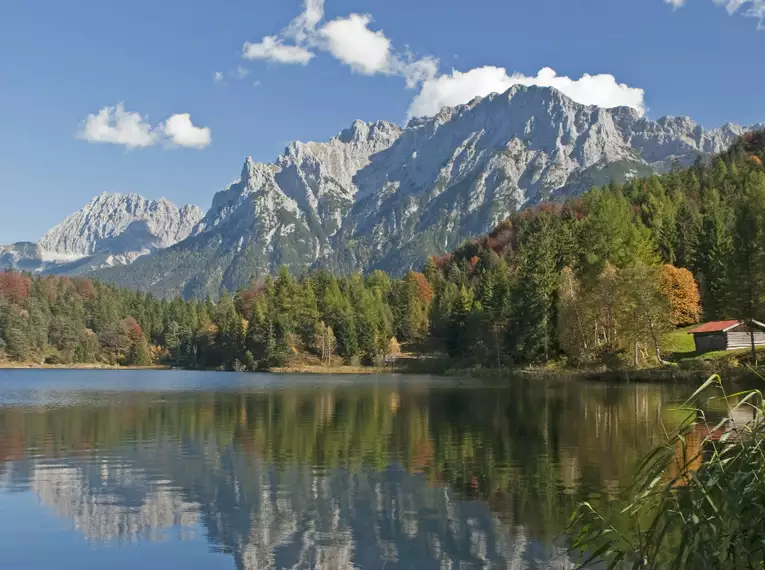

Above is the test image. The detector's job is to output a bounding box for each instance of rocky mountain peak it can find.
[336,119,401,144]
[241,156,257,178]
[37,192,203,261]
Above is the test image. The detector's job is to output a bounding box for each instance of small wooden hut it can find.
[688,320,765,353]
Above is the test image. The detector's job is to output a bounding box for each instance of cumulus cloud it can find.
[664,0,686,7]
[242,35,315,64]
[238,2,645,121]
[77,104,158,148]
[214,71,224,83]
[77,104,211,150]
[407,66,646,120]
[161,114,212,149]
[320,14,391,74]
[240,0,437,86]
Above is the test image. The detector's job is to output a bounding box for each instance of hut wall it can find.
[726,331,765,350]
[693,333,727,353]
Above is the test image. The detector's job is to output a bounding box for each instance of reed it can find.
[570,374,765,569]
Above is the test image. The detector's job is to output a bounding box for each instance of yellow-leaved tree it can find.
[661,264,702,327]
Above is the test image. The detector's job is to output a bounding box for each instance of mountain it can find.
[0,242,44,272]
[97,121,404,298]
[0,193,203,274]
[94,86,761,297]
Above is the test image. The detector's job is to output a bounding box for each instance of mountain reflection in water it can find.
[0,370,693,569]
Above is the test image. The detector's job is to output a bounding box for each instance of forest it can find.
[1,131,765,371]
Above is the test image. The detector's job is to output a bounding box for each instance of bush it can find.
[346,355,362,367]
[44,352,65,365]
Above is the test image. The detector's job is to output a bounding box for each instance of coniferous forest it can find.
[2,131,765,371]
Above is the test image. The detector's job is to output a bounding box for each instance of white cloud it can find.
[77,103,158,148]
[284,0,325,43]
[408,66,646,119]
[240,0,437,86]
[393,55,440,89]
[161,114,212,149]
[716,0,765,27]
[714,0,754,14]
[77,104,211,150]
[319,14,391,75]
[235,66,250,79]
[214,71,224,83]
[237,2,645,122]
[670,0,765,27]
[253,80,262,87]
[242,35,315,64]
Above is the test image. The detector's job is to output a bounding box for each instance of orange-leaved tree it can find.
[661,264,702,327]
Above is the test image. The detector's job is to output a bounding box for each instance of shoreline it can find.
[271,365,392,375]
[2,360,757,383]
[0,362,168,371]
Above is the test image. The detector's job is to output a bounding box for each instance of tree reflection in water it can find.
[0,374,693,569]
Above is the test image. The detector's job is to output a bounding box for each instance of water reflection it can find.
[0,371,693,569]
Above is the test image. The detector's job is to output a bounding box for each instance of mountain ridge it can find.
[6,85,761,297]
[0,192,203,274]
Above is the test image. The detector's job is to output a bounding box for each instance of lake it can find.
[0,369,694,569]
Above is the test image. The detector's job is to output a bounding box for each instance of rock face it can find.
[39,192,204,260]
[98,121,404,298]
[0,193,203,274]
[328,87,760,274]
[99,85,761,298]
[0,242,45,272]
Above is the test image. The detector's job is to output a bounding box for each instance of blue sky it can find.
[1,0,764,244]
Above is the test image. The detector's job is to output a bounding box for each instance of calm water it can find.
[0,369,694,570]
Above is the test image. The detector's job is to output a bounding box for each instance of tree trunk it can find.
[643,308,666,365]
[574,306,588,352]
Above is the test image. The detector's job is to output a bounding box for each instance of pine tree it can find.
[4,325,30,361]
[509,213,560,363]
[695,189,733,320]
[447,285,474,359]
[730,174,765,363]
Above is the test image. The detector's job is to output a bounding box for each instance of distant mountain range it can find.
[3,85,762,298]
[0,193,203,274]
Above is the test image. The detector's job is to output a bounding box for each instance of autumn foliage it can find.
[0,272,31,303]
[406,271,434,304]
[661,264,702,326]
